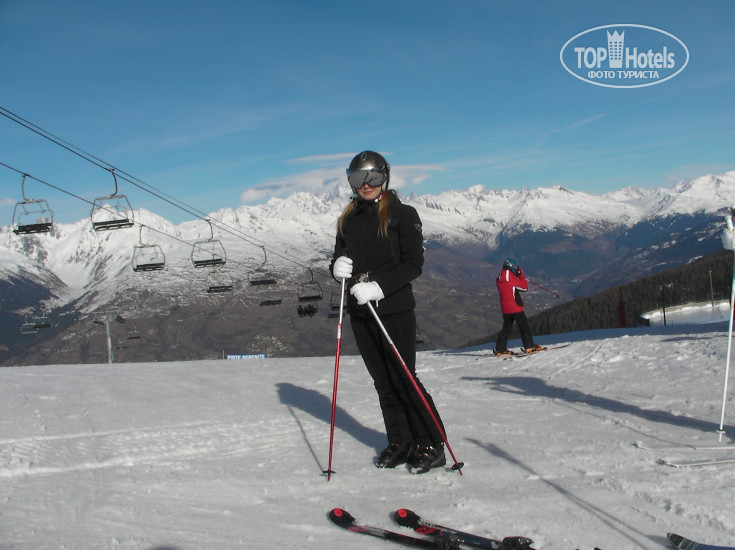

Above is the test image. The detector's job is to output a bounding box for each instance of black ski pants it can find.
[496,311,536,352]
[350,309,445,449]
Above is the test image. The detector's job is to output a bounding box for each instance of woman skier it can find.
[330,150,448,474]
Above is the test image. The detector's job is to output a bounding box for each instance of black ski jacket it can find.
[330,192,424,317]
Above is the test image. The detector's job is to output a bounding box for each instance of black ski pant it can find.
[496,311,536,352]
[350,309,445,449]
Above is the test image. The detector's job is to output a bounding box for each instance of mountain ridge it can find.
[1,170,733,365]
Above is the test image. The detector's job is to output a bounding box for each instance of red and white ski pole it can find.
[324,278,346,481]
[366,302,464,474]
[529,279,560,298]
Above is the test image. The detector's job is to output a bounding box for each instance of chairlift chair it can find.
[415,325,426,345]
[327,291,346,319]
[32,315,52,329]
[248,246,277,286]
[297,268,323,303]
[250,275,277,286]
[204,262,234,293]
[298,303,318,317]
[207,285,234,294]
[248,247,282,305]
[127,324,141,340]
[20,315,39,334]
[22,311,51,331]
[132,225,166,272]
[191,219,226,267]
[91,169,135,231]
[206,279,234,294]
[12,174,54,235]
[132,244,165,272]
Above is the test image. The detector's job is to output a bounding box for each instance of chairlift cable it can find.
[1,106,224,231]
[0,106,331,279]
[0,107,109,171]
[0,105,321,272]
[3,160,328,285]
[0,161,285,270]
[1,162,197,250]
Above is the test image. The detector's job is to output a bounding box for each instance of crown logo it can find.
[607,30,625,68]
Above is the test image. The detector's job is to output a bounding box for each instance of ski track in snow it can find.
[1,321,734,549]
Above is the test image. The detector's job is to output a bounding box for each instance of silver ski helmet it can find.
[346,151,390,190]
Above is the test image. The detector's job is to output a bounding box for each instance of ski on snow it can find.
[516,343,572,356]
[329,507,722,550]
[328,508,535,550]
[633,440,735,451]
[393,508,534,550]
[668,533,735,550]
[492,343,572,360]
[329,508,460,549]
[657,457,735,468]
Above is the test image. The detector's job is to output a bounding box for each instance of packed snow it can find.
[1,320,734,550]
[642,300,732,327]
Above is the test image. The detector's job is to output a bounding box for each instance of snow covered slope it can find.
[0,321,733,549]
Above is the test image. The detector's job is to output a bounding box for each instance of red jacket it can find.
[496,267,528,314]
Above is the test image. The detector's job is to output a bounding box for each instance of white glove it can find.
[350,281,384,305]
[723,213,735,250]
[332,256,353,279]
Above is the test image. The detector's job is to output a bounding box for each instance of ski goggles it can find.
[347,169,387,189]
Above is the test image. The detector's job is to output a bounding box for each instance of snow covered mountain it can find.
[1,171,733,365]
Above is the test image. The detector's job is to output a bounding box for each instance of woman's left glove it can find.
[350,281,384,305]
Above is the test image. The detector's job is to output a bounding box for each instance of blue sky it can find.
[1,0,733,224]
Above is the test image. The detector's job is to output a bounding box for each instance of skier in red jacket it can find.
[494,258,543,356]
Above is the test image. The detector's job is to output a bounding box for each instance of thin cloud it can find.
[535,113,608,144]
[563,113,608,130]
[240,167,344,203]
[239,163,445,204]
[664,163,734,184]
[110,105,303,155]
[392,164,446,187]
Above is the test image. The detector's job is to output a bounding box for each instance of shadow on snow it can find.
[461,375,733,441]
[276,382,385,473]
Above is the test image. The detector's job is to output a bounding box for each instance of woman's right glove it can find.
[332,256,353,279]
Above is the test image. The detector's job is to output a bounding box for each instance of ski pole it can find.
[717,218,735,441]
[324,277,346,480]
[529,279,560,298]
[365,301,464,474]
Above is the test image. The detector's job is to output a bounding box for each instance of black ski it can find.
[668,533,735,550]
[393,508,534,550]
[329,508,460,549]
